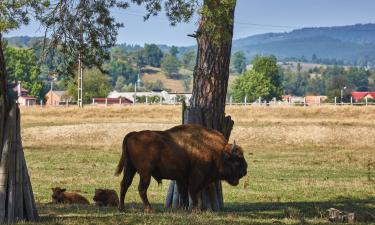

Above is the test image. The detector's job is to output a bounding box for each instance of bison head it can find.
[221,141,248,186]
[51,187,66,203]
[93,189,106,202]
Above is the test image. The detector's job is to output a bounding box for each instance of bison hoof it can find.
[144,207,155,213]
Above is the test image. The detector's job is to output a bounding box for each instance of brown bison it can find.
[115,124,248,212]
[51,187,90,204]
[93,189,119,207]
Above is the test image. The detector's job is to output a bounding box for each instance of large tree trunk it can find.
[165,0,236,211]
[0,34,38,223]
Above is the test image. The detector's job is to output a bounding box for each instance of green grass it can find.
[19,106,375,224]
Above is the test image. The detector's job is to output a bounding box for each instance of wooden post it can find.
[119,98,122,105]
[244,95,247,106]
[350,97,353,105]
[303,97,306,107]
[92,98,95,105]
[366,97,368,106]
[229,96,232,106]
[259,97,262,105]
[105,98,108,106]
[334,97,337,106]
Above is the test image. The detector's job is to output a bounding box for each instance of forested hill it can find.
[6,23,375,66]
[232,23,375,65]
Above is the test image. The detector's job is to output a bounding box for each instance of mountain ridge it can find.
[5,23,375,66]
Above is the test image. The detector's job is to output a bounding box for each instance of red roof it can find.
[352,92,375,101]
[352,92,368,101]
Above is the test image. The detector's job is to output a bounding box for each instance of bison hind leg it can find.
[138,173,154,213]
[119,163,136,211]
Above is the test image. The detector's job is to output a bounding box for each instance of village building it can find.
[107,90,192,104]
[352,92,375,102]
[45,90,72,106]
[11,82,37,106]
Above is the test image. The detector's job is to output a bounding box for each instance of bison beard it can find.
[115,124,247,212]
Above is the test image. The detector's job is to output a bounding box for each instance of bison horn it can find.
[231,140,237,153]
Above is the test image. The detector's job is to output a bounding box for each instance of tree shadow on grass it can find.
[35,197,375,224]
[224,196,375,223]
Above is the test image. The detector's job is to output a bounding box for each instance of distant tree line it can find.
[229,55,375,103]
[4,39,198,102]
[5,37,375,104]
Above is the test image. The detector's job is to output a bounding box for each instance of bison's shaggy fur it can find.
[93,189,119,207]
[51,187,89,205]
[115,124,247,212]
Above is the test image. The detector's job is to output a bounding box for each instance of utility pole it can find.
[77,17,84,108]
[78,53,83,108]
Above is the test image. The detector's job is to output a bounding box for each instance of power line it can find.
[111,10,375,32]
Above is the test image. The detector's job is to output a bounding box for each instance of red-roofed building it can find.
[10,82,37,106]
[352,92,375,101]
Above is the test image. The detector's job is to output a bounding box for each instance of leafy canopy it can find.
[231,55,283,102]
[161,54,181,77]
[231,51,246,74]
[4,45,44,99]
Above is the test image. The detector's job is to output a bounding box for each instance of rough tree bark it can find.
[165,0,236,211]
[0,34,38,223]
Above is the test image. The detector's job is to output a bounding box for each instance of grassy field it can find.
[19,105,375,224]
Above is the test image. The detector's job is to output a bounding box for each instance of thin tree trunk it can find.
[165,0,236,211]
[0,34,38,223]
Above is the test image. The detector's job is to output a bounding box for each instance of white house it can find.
[107,90,192,104]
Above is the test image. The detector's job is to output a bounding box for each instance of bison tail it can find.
[114,132,135,176]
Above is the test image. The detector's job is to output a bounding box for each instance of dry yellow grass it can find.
[141,67,186,92]
[19,105,375,224]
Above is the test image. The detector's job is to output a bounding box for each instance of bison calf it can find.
[51,187,89,205]
[115,124,248,212]
[93,189,119,207]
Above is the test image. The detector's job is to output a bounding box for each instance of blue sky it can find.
[6,0,375,46]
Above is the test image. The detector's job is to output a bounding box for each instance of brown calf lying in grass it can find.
[51,187,89,205]
[93,189,119,207]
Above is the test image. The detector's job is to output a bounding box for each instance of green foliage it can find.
[176,94,186,103]
[114,76,126,92]
[143,80,165,91]
[161,54,181,78]
[4,45,44,99]
[231,70,282,103]
[181,49,196,70]
[231,56,283,102]
[231,51,246,74]
[38,0,129,73]
[169,46,179,57]
[138,44,164,67]
[0,1,48,32]
[104,47,138,86]
[67,68,111,103]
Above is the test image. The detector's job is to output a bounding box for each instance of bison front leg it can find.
[188,173,206,211]
[119,164,136,211]
[138,174,154,213]
[177,180,189,209]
